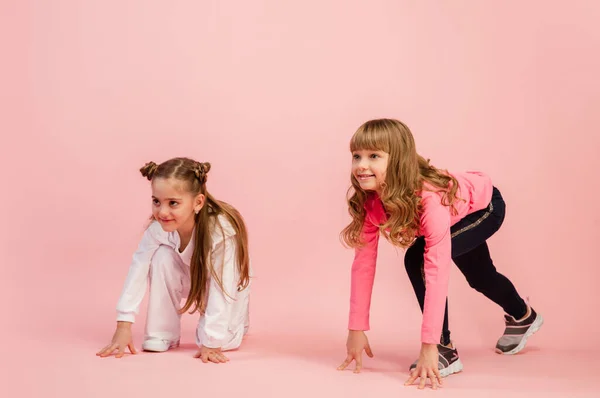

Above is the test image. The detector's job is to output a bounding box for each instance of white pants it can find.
[145,245,249,351]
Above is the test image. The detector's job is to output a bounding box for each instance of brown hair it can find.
[140,157,250,314]
[341,119,462,249]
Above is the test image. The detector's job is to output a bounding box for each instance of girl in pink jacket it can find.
[337,119,543,389]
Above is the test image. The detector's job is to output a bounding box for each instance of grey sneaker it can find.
[409,343,463,377]
[495,306,543,355]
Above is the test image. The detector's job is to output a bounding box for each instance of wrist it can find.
[421,342,437,351]
[117,321,132,329]
[201,344,222,350]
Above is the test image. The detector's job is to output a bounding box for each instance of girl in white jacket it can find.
[97,157,251,363]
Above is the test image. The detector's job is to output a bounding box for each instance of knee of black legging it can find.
[466,277,490,293]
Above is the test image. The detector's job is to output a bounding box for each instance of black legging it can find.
[404,187,527,345]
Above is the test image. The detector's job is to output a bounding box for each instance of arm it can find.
[420,198,452,344]
[97,223,161,358]
[115,223,162,323]
[197,235,239,348]
[348,218,380,331]
[338,216,380,373]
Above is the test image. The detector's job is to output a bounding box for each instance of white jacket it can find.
[115,214,250,348]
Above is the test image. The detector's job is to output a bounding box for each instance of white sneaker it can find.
[142,339,180,352]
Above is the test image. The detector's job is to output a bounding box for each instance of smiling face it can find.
[151,177,204,233]
[351,149,389,193]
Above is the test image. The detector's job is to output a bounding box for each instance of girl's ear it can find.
[194,194,206,215]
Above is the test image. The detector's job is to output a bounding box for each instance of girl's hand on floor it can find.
[96,321,137,358]
[194,345,229,363]
[337,330,374,373]
[404,343,443,390]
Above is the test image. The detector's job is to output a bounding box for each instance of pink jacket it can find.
[348,171,494,344]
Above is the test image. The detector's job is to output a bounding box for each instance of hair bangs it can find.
[350,121,391,153]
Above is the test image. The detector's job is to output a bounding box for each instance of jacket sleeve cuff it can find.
[196,328,226,349]
[116,312,135,323]
[348,316,370,331]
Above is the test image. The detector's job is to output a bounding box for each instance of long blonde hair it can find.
[140,157,250,314]
[341,119,462,249]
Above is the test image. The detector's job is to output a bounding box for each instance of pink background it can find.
[2,1,599,397]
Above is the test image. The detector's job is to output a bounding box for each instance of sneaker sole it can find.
[440,358,464,377]
[496,313,544,355]
[142,340,180,352]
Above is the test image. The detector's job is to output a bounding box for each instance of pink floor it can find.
[5,262,598,398]
[9,326,598,398]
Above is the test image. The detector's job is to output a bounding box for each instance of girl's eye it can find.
[352,154,360,160]
[170,201,178,206]
[370,154,379,159]
[152,199,159,205]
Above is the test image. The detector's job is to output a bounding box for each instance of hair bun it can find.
[200,162,211,174]
[140,161,158,180]
[194,162,211,184]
